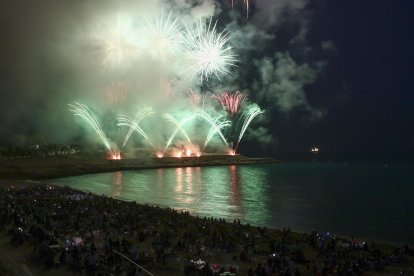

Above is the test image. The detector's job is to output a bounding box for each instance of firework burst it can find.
[211,91,247,116]
[184,19,237,81]
[93,15,139,67]
[142,12,183,62]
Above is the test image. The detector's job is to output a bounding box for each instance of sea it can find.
[49,159,414,245]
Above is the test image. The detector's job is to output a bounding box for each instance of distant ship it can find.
[311,147,319,153]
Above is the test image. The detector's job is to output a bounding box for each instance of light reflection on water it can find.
[51,162,414,244]
[111,171,123,197]
[53,165,270,226]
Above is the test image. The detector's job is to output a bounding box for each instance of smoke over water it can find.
[0,0,331,156]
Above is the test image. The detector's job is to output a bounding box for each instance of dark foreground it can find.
[0,155,277,180]
[0,183,413,275]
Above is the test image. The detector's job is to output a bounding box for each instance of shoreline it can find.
[0,155,278,180]
[1,178,411,249]
[0,158,411,248]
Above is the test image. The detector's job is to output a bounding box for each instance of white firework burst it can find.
[92,14,140,67]
[142,12,184,62]
[184,19,237,81]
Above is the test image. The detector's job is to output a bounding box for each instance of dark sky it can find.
[322,1,414,157]
[243,1,414,158]
[0,0,413,159]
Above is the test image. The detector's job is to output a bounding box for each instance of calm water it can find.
[50,162,414,245]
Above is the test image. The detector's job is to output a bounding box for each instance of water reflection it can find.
[50,163,414,244]
[54,165,270,227]
[175,167,183,192]
[111,171,123,197]
[175,167,195,205]
[184,167,193,196]
[229,165,241,204]
[239,166,269,225]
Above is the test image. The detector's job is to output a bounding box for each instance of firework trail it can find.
[163,114,194,143]
[235,105,263,151]
[105,81,128,108]
[194,109,229,146]
[187,89,209,109]
[68,102,112,152]
[117,107,154,149]
[202,115,231,151]
[230,0,251,18]
[184,19,237,81]
[143,12,183,62]
[211,91,246,116]
[163,114,195,154]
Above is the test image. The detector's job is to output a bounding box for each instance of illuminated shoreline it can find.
[0,155,278,180]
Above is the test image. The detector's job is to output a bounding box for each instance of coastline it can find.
[0,155,278,180]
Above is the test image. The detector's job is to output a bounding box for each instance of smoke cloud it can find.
[0,0,331,153]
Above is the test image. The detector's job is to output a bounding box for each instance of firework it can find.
[163,114,195,153]
[184,20,237,81]
[187,89,209,109]
[105,81,128,108]
[211,91,246,115]
[235,104,263,151]
[69,102,118,156]
[230,0,251,17]
[203,115,231,150]
[117,107,154,149]
[93,15,139,67]
[142,12,183,62]
[194,109,229,147]
[163,114,194,143]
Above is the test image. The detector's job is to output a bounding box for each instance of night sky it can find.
[308,1,414,158]
[244,1,414,158]
[0,1,413,159]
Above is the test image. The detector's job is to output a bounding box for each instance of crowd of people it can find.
[0,184,412,275]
